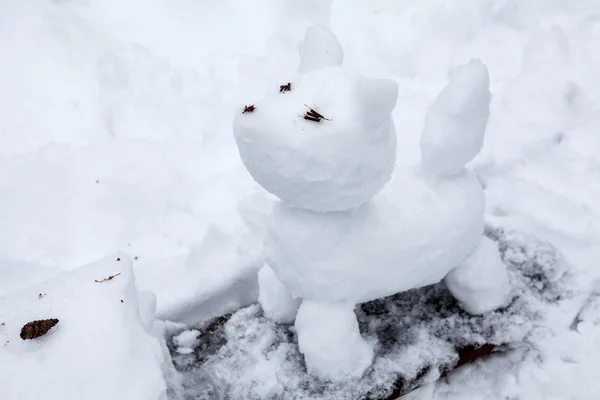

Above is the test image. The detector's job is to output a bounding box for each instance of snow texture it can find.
[420,59,491,177]
[233,25,399,213]
[135,224,263,325]
[0,254,174,400]
[169,230,567,400]
[0,261,61,298]
[173,330,201,355]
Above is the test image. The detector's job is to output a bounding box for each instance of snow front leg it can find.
[445,237,511,314]
[258,264,301,323]
[295,300,374,381]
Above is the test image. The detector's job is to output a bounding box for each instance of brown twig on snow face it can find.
[94,272,122,283]
[302,104,330,122]
[280,82,291,93]
[242,104,256,114]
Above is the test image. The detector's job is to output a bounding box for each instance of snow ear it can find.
[298,24,343,73]
[357,78,399,128]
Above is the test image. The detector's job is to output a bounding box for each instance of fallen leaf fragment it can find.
[20,319,59,340]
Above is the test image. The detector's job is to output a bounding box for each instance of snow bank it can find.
[0,254,173,400]
[0,260,61,298]
[135,223,263,325]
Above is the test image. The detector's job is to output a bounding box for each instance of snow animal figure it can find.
[233,25,511,382]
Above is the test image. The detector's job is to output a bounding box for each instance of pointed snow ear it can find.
[357,78,399,128]
[298,24,343,73]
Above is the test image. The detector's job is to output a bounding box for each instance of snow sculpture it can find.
[233,25,511,382]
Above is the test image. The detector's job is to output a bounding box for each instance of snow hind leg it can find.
[295,300,374,381]
[258,264,301,323]
[445,237,511,314]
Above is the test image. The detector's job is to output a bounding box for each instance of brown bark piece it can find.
[20,319,59,340]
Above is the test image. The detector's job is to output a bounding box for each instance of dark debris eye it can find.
[280,82,292,93]
[242,104,256,114]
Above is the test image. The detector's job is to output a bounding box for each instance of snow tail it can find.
[419,59,491,177]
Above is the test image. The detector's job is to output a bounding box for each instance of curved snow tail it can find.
[419,59,491,177]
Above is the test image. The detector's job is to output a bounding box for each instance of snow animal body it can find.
[233,25,511,382]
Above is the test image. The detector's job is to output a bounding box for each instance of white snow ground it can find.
[1,0,600,399]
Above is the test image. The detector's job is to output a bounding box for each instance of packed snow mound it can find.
[265,167,485,304]
[420,59,491,177]
[234,26,398,212]
[0,254,170,400]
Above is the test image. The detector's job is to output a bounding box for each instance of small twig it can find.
[95,272,122,283]
[303,115,321,122]
[304,104,330,121]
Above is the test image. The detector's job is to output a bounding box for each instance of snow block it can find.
[0,254,170,400]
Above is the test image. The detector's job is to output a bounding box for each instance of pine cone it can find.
[20,318,59,340]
